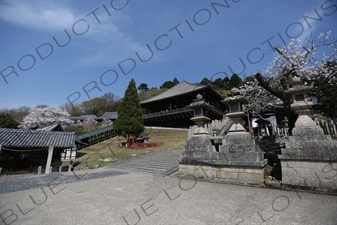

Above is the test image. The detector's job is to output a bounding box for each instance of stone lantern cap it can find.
[285,76,312,96]
[187,94,211,109]
[221,88,248,105]
[285,85,312,96]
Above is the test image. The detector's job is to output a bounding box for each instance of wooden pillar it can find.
[45,146,54,174]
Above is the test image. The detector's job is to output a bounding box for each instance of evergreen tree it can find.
[313,77,337,119]
[114,79,144,138]
[0,113,20,128]
[228,73,242,89]
[200,77,211,85]
[222,77,230,90]
[138,83,149,93]
[212,77,224,88]
[172,77,179,84]
[160,77,180,89]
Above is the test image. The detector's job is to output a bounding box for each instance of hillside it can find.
[71,128,188,169]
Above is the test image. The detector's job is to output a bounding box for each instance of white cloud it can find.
[77,13,162,67]
[0,1,75,31]
[297,3,325,42]
[0,1,156,67]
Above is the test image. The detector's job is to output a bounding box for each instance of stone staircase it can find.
[108,148,183,175]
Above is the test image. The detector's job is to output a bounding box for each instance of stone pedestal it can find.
[278,80,337,192]
[279,126,337,192]
[179,89,267,185]
[179,132,267,184]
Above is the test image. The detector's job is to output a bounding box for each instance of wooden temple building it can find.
[140,81,226,128]
[0,128,76,175]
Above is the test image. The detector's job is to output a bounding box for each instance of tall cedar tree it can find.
[114,79,144,138]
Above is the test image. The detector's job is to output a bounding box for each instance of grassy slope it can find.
[71,128,188,169]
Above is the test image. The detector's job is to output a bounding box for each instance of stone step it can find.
[108,148,183,175]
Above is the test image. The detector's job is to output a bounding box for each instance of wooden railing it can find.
[143,107,193,118]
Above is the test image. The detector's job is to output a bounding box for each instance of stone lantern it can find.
[179,89,268,185]
[285,76,315,127]
[221,88,248,132]
[188,94,211,135]
[279,76,337,192]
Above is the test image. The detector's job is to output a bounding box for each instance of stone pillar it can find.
[68,164,72,172]
[37,166,42,174]
[45,146,54,174]
[59,166,62,173]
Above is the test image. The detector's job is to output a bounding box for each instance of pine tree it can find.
[114,79,144,138]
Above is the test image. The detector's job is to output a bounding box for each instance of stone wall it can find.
[179,164,266,185]
[281,160,337,192]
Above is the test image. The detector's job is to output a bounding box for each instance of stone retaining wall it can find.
[280,160,337,192]
[179,164,266,185]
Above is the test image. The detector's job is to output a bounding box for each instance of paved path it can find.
[0,148,183,195]
[1,148,337,224]
[1,172,337,225]
[108,148,183,175]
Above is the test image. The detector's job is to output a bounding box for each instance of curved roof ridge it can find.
[181,80,206,87]
[140,80,208,104]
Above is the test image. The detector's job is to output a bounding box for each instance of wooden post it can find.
[45,146,54,174]
[332,123,337,137]
[325,122,330,136]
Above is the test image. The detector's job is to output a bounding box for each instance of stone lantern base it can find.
[278,125,337,192]
[190,115,210,135]
[178,164,267,185]
[179,131,267,185]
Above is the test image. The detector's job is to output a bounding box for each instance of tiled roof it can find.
[101,112,118,120]
[76,125,114,141]
[0,129,75,148]
[69,115,97,121]
[35,124,64,132]
[140,81,207,104]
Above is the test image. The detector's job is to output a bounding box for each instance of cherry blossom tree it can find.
[240,31,336,130]
[19,107,73,129]
[101,118,112,128]
[82,116,96,132]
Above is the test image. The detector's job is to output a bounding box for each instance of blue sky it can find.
[0,0,336,109]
